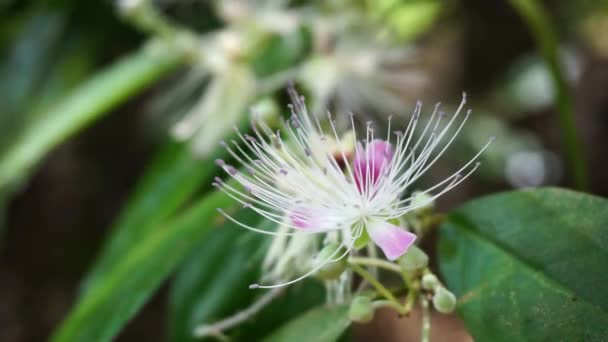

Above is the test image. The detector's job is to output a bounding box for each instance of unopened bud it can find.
[315,243,347,280]
[348,296,375,323]
[432,286,456,313]
[421,273,439,290]
[398,245,428,271]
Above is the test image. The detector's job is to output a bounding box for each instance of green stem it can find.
[509,0,588,190]
[420,297,431,342]
[348,257,402,274]
[372,300,406,313]
[350,263,399,305]
[119,0,199,61]
[0,40,185,191]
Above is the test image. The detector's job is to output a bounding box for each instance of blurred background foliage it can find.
[1,0,607,341]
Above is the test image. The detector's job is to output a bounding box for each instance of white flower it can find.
[213,89,493,289]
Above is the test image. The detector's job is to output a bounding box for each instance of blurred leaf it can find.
[439,188,608,341]
[26,34,99,117]
[81,139,227,292]
[250,28,311,78]
[234,280,326,341]
[169,215,268,342]
[509,0,588,190]
[0,10,67,150]
[51,186,237,342]
[369,0,441,41]
[263,305,350,342]
[0,10,66,115]
[0,40,184,192]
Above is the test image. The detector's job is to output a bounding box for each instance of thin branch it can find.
[193,287,285,339]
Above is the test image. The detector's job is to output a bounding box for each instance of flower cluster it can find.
[213,89,493,289]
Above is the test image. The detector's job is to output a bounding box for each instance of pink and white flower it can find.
[214,89,493,288]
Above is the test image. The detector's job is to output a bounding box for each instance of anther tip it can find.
[489,135,497,141]
[216,208,225,214]
[215,159,225,166]
[249,284,260,289]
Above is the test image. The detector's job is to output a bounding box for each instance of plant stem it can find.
[350,263,399,304]
[348,257,402,274]
[420,297,431,342]
[193,287,285,339]
[509,0,588,190]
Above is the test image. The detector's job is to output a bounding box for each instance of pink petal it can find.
[367,219,417,261]
[353,140,394,192]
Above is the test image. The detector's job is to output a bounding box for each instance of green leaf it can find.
[0,39,184,191]
[439,187,608,341]
[51,187,236,342]
[81,140,223,292]
[169,216,268,342]
[368,0,441,42]
[234,280,326,341]
[263,305,350,342]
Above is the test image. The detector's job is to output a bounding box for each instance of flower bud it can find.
[432,286,456,313]
[315,243,347,280]
[421,273,439,291]
[348,296,375,323]
[398,245,428,271]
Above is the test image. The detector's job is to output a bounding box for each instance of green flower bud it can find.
[421,273,439,291]
[398,245,428,271]
[315,243,347,280]
[348,296,375,323]
[432,286,456,314]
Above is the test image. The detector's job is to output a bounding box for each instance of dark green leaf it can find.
[439,187,608,341]
[51,187,236,342]
[81,140,224,293]
[263,305,350,342]
[234,280,326,341]
[169,215,268,342]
